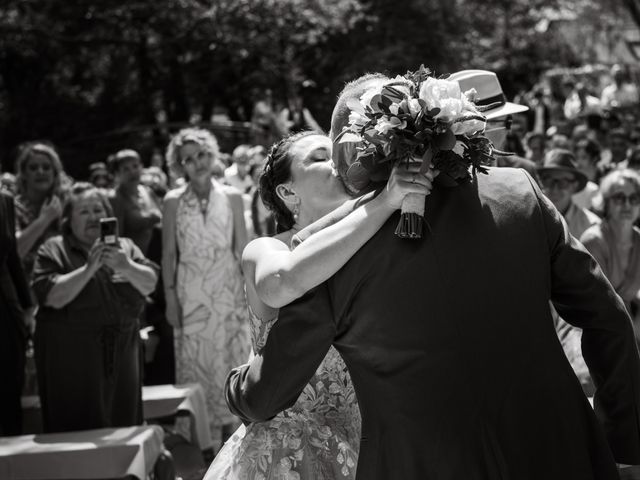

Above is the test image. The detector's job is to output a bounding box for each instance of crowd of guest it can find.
[1,62,640,458]
[505,64,640,393]
[515,65,640,316]
[0,133,273,448]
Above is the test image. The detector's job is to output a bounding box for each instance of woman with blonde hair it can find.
[581,169,640,316]
[162,128,250,446]
[14,142,68,276]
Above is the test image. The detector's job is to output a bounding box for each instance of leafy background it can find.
[0,0,636,178]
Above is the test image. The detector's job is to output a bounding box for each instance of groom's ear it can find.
[275,183,298,205]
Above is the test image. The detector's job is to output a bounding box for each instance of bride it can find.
[206,131,437,479]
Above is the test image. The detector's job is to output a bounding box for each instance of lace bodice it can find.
[211,308,362,479]
[248,308,359,430]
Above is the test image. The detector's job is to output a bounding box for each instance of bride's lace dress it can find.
[205,308,361,479]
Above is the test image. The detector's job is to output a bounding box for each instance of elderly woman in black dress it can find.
[32,182,157,433]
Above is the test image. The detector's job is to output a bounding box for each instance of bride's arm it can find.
[242,163,436,310]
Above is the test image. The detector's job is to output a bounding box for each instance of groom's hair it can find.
[330,73,389,141]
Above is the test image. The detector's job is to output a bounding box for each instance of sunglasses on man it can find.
[484,116,513,132]
[540,176,577,191]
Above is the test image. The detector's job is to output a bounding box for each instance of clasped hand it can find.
[380,161,439,210]
[87,240,130,275]
[39,196,63,224]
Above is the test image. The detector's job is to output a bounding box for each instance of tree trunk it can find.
[0,52,48,166]
[137,36,156,124]
[163,46,190,123]
[136,36,165,147]
[200,50,218,123]
[621,0,640,28]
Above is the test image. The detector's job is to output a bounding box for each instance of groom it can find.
[226,71,640,479]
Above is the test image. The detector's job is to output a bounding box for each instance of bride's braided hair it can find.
[259,130,316,233]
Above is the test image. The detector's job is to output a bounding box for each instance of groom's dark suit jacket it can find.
[227,167,640,480]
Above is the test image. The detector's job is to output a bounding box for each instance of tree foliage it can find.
[0,0,596,176]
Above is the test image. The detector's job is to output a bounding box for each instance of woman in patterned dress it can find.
[162,128,251,446]
[206,131,437,479]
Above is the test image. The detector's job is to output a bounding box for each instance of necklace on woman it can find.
[198,196,209,216]
[192,182,211,218]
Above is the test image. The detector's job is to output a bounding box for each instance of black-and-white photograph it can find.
[2,1,640,479]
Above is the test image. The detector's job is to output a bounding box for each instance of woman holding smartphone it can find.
[32,182,157,433]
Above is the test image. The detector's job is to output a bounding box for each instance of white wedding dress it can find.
[204,307,361,480]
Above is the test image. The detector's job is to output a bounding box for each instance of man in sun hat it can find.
[537,148,600,239]
[227,69,640,479]
[448,69,529,119]
[448,69,538,177]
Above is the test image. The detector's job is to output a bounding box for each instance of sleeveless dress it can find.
[174,181,251,436]
[204,308,362,480]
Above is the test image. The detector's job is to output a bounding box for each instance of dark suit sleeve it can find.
[4,194,33,309]
[527,172,640,464]
[225,283,336,424]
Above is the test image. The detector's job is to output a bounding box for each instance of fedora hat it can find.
[536,149,588,192]
[447,70,529,120]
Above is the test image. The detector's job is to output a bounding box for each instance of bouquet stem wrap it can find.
[394,192,425,239]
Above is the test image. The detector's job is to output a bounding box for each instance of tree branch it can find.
[0,25,140,46]
[0,12,217,48]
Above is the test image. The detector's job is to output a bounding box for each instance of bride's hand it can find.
[380,161,439,210]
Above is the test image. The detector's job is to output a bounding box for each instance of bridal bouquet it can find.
[338,65,497,239]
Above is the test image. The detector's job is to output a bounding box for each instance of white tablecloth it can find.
[0,425,164,480]
[22,383,212,450]
[142,383,212,450]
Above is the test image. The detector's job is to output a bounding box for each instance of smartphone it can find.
[100,217,119,245]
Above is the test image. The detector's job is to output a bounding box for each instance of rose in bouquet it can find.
[337,65,499,239]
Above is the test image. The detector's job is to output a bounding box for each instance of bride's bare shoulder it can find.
[242,231,294,265]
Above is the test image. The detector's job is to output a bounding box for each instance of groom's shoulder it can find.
[478,166,538,194]
[475,166,543,215]
[482,165,533,181]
